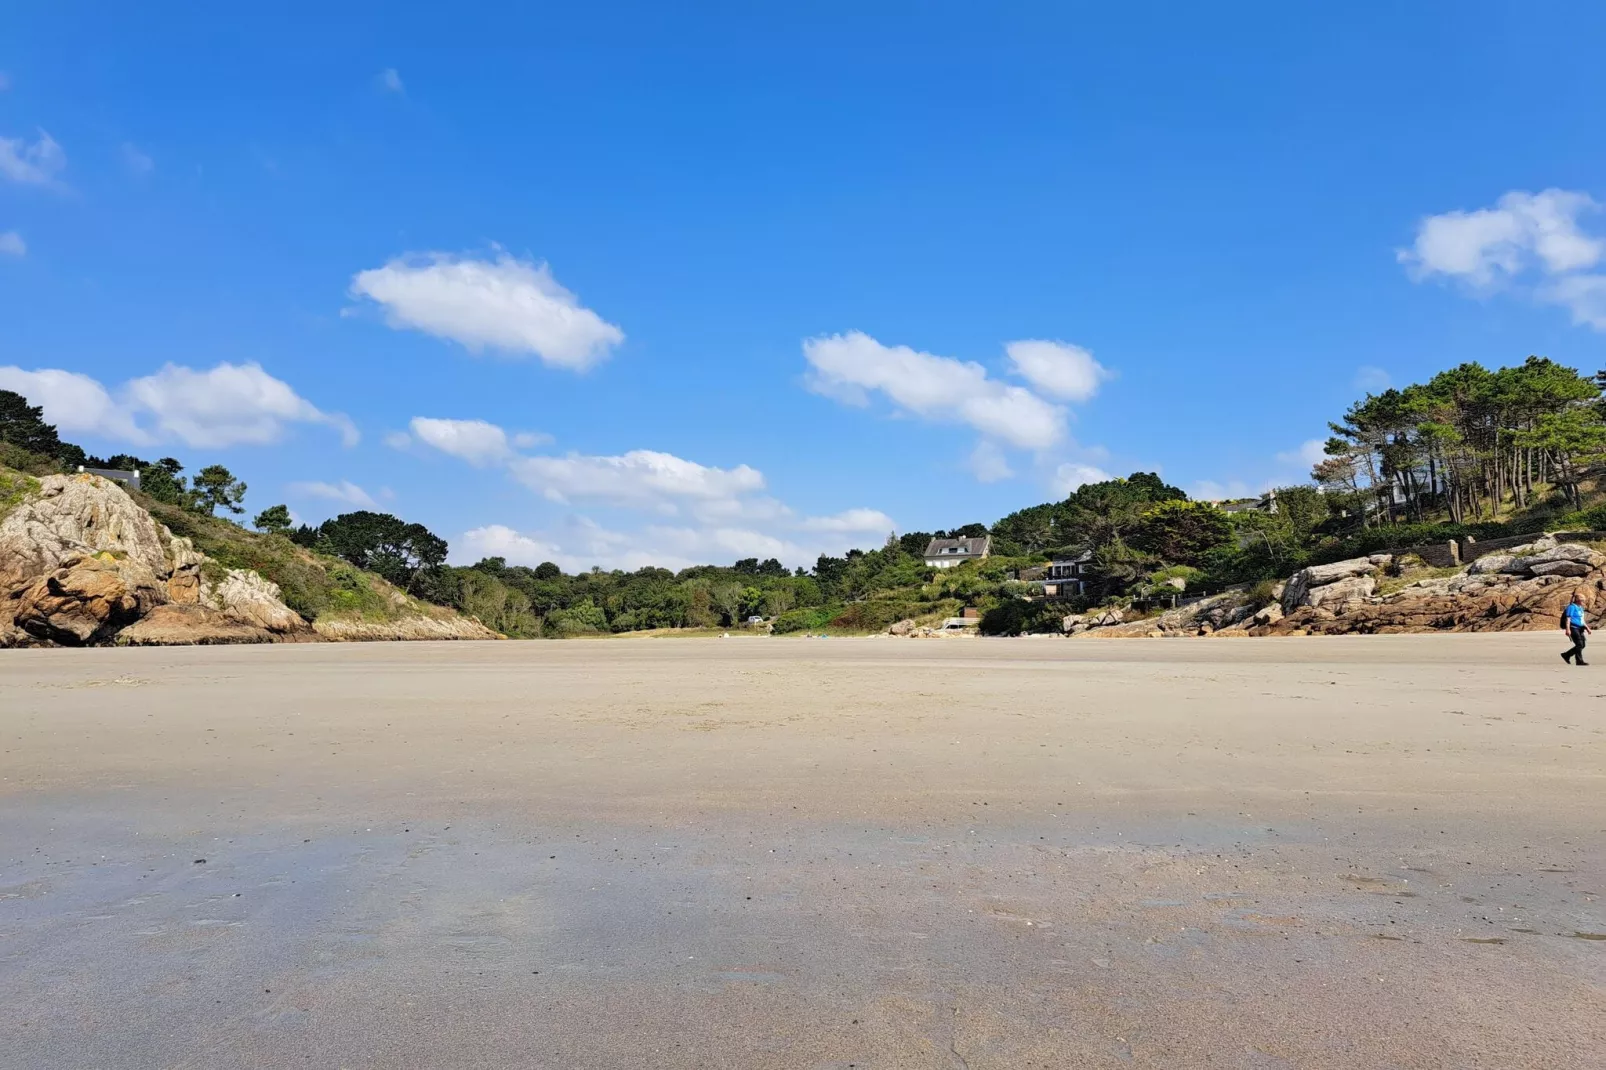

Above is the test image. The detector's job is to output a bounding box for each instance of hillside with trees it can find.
[7,352,1606,640]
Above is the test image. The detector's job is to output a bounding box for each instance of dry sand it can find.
[1,634,1602,1068]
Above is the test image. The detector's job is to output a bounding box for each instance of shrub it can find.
[545,600,608,636]
[0,441,61,477]
[829,600,918,632]
[978,599,1065,636]
[773,605,841,634]
[0,467,40,521]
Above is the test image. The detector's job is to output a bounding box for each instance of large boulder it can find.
[1517,543,1605,571]
[1251,602,1284,627]
[1282,556,1385,610]
[1304,573,1376,612]
[165,536,206,604]
[116,603,277,646]
[1468,553,1516,575]
[202,569,314,638]
[9,553,166,645]
[1530,559,1593,578]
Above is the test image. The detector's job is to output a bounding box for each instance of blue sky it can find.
[3,3,1605,570]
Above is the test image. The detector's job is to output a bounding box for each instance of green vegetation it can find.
[0,467,40,522]
[144,497,412,623]
[253,504,292,534]
[8,353,1606,638]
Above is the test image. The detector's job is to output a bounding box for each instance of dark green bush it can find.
[979,599,1064,636]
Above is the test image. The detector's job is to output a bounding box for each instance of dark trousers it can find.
[1564,625,1588,662]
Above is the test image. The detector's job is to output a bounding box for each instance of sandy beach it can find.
[2,635,1602,1068]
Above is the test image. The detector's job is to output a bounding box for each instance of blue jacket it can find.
[1565,603,1587,628]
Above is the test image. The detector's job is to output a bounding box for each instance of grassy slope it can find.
[137,495,462,626]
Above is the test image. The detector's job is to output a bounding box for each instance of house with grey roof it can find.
[923,535,991,569]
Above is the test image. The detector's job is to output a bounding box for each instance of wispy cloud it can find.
[1354,365,1391,393]
[0,230,23,257]
[1274,439,1327,469]
[509,450,766,512]
[378,68,405,94]
[1051,462,1113,496]
[0,130,65,187]
[966,440,1014,483]
[121,142,154,176]
[288,480,378,508]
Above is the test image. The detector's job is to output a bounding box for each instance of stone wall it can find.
[1393,540,1459,568]
[1458,533,1545,563]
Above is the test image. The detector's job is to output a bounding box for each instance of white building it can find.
[923,536,991,569]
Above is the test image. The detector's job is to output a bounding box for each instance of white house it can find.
[923,536,991,569]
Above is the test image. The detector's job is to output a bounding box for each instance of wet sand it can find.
[1,634,1602,1068]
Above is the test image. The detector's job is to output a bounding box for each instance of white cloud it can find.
[1005,340,1110,402]
[1401,188,1606,334]
[383,429,413,450]
[124,362,358,448]
[0,130,65,186]
[966,440,1014,483]
[121,142,154,176]
[1275,439,1328,469]
[408,416,514,466]
[804,331,1066,451]
[1354,365,1391,393]
[403,417,893,570]
[458,524,570,568]
[1051,462,1112,496]
[0,366,148,443]
[511,430,552,448]
[795,508,897,533]
[1399,189,1603,285]
[0,362,355,448]
[508,449,766,511]
[350,252,624,369]
[0,230,23,257]
[288,480,378,508]
[379,68,405,93]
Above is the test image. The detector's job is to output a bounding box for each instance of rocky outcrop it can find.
[1054,535,1606,641]
[312,615,498,642]
[117,604,279,646]
[1079,591,1258,638]
[1282,555,1391,611]
[0,473,308,647]
[201,569,313,638]
[7,553,165,644]
[1262,539,1606,636]
[2,471,503,648]
[0,474,177,587]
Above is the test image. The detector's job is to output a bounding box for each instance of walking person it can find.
[1561,592,1591,666]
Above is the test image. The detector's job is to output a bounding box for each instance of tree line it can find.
[9,353,1606,637]
[1319,356,1605,522]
